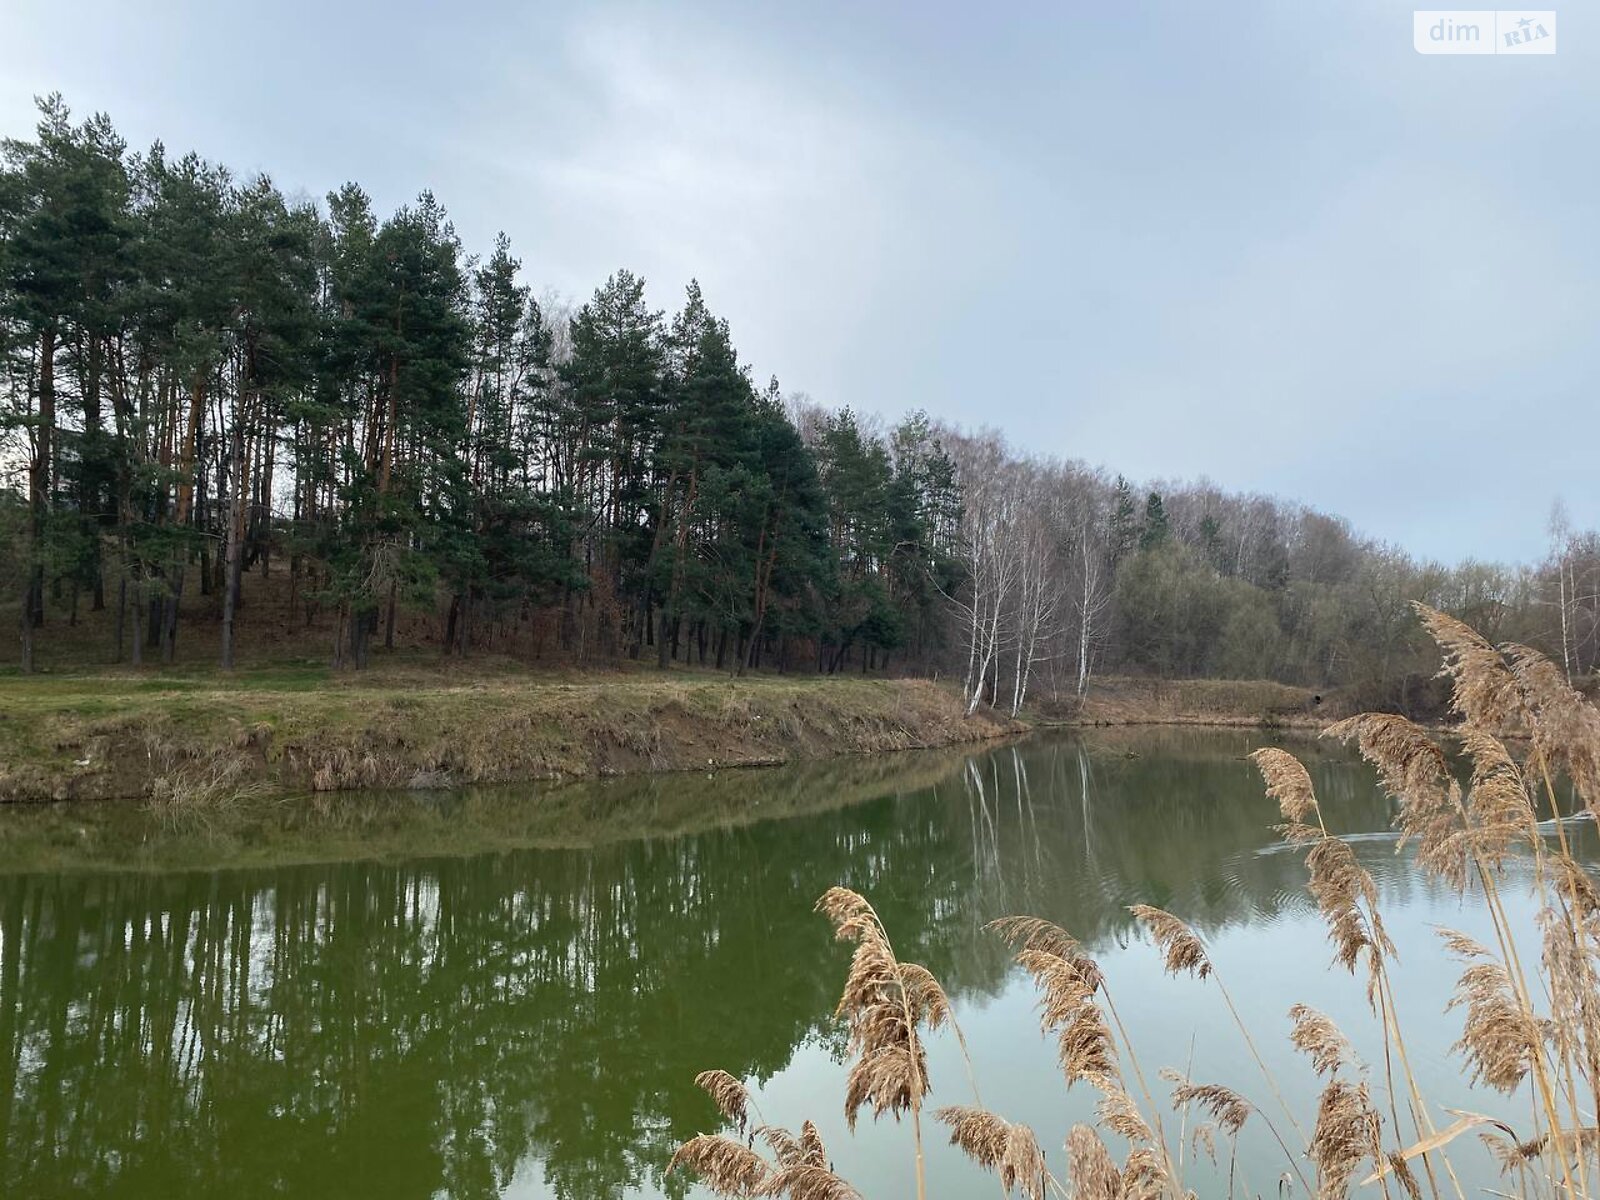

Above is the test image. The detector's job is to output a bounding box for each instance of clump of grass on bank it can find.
[143,744,277,832]
[669,605,1600,1200]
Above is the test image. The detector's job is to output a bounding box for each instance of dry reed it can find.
[1288,1004,1355,1077]
[668,1134,772,1196]
[1439,930,1542,1093]
[1063,1125,1121,1200]
[1307,1077,1383,1200]
[664,612,1600,1200]
[1160,1070,1252,1137]
[934,1105,1049,1200]
[760,1163,864,1200]
[816,885,957,1200]
[1128,906,1210,980]
[1505,642,1600,816]
[696,1069,753,1132]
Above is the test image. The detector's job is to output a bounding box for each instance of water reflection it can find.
[0,730,1588,1198]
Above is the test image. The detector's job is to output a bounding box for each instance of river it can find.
[0,728,1585,1198]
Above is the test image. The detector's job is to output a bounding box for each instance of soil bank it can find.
[0,670,1019,803]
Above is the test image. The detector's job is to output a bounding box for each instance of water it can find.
[0,728,1588,1198]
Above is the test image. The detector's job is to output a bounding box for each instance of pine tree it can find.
[1139,491,1170,551]
[1108,475,1138,566]
[649,280,756,666]
[560,269,664,653]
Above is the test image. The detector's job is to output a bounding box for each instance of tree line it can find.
[0,97,961,678]
[930,448,1581,715]
[1,97,1590,713]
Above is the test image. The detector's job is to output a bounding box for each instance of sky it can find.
[0,0,1592,565]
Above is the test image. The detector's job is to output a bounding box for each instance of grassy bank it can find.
[0,663,1018,804]
[1062,675,1330,728]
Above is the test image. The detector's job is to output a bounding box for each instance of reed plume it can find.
[1064,1125,1121,1200]
[1482,1126,1600,1172]
[1304,833,1394,988]
[669,1134,773,1196]
[1481,1131,1535,1178]
[816,886,947,1200]
[1439,929,1541,1093]
[760,1163,864,1200]
[1325,712,1470,889]
[1288,1004,1355,1077]
[989,916,1114,1087]
[1415,603,1522,733]
[1251,745,1395,999]
[1164,1069,1253,1197]
[988,916,1105,991]
[696,1069,754,1132]
[1386,1149,1424,1200]
[1306,1077,1383,1200]
[1505,641,1600,817]
[1128,906,1210,980]
[1093,1079,1157,1146]
[1015,946,1117,1086]
[1461,730,1537,870]
[758,1125,805,1168]
[675,1108,854,1198]
[1248,747,1320,839]
[1117,1147,1171,1200]
[898,962,955,1032]
[1160,1070,1251,1136]
[815,887,929,1129]
[1543,853,1600,1095]
[934,1105,1049,1200]
[800,1120,828,1169]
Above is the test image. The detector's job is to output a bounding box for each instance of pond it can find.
[0,728,1586,1198]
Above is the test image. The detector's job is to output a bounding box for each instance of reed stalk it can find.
[664,611,1600,1200]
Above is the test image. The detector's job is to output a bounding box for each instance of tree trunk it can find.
[21,327,58,663]
[384,580,398,650]
[114,575,126,663]
[220,395,247,670]
[18,590,33,675]
[162,573,183,664]
[131,578,145,667]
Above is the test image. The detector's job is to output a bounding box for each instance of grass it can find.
[0,662,1018,804]
[667,606,1600,1200]
[1061,676,1329,729]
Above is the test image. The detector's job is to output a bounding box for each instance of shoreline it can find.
[0,671,1022,805]
[0,666,1404,807]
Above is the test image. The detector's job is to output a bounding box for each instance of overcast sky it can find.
[1,1,1591,565]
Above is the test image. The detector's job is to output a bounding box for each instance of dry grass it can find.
[0,672,1017,804]
[141,740,276,831]
[1064,677,1325,730]
[667,609,1600,1199]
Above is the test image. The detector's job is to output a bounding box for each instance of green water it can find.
[0,729,1587,1198]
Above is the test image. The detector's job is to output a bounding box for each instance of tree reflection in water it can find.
[0,730,1574,1199]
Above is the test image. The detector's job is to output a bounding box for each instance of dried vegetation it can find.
[669,607,1600,1199]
